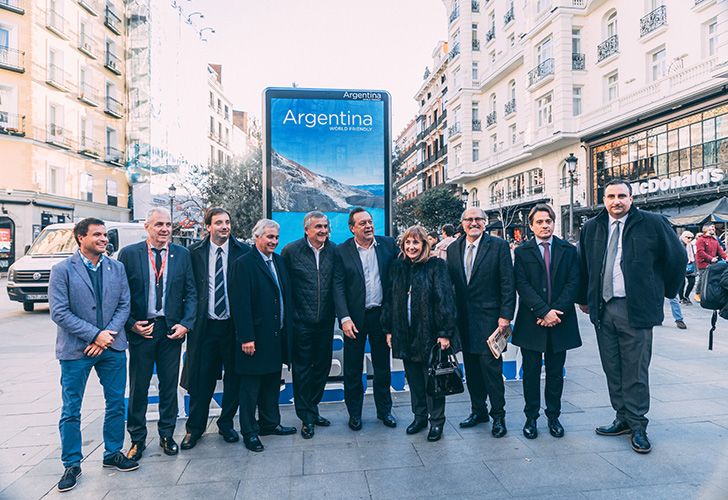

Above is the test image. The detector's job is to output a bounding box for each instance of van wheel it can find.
[23,302,34,312]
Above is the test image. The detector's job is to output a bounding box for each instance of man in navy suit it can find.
[118,207,197,461]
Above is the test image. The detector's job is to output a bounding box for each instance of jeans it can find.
[59,349,127,468]
[669,296,683,322]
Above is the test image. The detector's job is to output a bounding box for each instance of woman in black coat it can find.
[382,225,458,442]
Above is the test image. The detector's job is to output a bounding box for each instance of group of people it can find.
[48,178,687,493]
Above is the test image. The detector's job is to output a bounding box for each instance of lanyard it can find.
[147,243,168,285]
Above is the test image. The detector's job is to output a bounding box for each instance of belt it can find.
[365,306,382,312]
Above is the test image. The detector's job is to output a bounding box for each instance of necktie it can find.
[266,259,284,329]
[541,241,551,303]
[465,244,475,284]
[214,247,226,317]
[602,221,621,302]
[153,248,164,311]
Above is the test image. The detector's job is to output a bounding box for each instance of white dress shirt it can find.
[208,239,230,320]
[307,237,324,270]
[147,243,168,318]
[607,214,628,298]
[463,234,483,277]
[356,238,383,309]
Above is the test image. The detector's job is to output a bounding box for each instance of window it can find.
[470,187,479,207]
[647,0,664,11]
[472,141,480,162]
[472,62,478,82]
[707,18,718,57]
[0,27,9,50]
[537,93,553,126]
[472,101,479,121]
[48,167,62,195]
[209,91,214,107]
[572,86,582,116]
[606,11,618,38]
[80,173,93,201]
[650,47,666,81]
[489,93,496,114]
[606,72,619,102]
[508,34,515,47]
[453,144,462,168]
[489,50,496,63]
[490,133,498,153]
[509,80,516,102]
[537,0,550,13]
[106,179,118,206]
[536,37,552,64]
[572,28,581,54]
[210,145,215,163]
[209,116,214,134]
[453,67,461,90]
[509,124,517,145]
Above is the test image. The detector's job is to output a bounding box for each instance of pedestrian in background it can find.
[695,223,726,302]
[433,224,457,260]
[382,225,458,442]
[679,231,697,305]
[49,218,137,492]
[426,231,439,253]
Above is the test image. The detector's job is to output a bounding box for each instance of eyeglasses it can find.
[686,237,694,240]
[462,217,486,223]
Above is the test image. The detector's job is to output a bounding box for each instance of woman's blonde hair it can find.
[399,225,431,264]
[681,230,694,240]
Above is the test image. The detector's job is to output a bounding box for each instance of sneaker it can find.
[57,466,82,492]
[102,451,140,472]
[676,320,687,330]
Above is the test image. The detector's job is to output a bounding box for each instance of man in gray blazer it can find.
[49,218,139,493]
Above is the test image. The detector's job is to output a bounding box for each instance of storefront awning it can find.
[669,197,728,226]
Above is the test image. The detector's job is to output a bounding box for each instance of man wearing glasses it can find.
[446,208,516,438]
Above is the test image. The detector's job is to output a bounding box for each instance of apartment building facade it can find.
[393,118,418,200]
[207,63,234,166]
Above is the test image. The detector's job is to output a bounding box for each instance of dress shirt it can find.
[147,243,168,318]
[463,234,483,277]
[208,238,230,320]
[535,236,554,261]
[306,237,325,270]
[607,214,627,298]
[258,249,284,327]
[356,238,383,309]
[80,251,104,272]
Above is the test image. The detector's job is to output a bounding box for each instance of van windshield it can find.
[28,228,78,256]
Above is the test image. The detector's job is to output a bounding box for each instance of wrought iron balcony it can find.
[0,47,25,73]
[449,6,459,23]
[79,137,101,158]
[46,9,68,38]
[471,0,479,12]
[486,111,497,127]
[485,27,495,43]
[78,33,96,58]
[448,43,461,60]
[559,173,580,188]
[504,99,516,115]
[46,125,73,149]
[640,5,666,37]
[105,95,123,118]
[448,122,461,137]
[572,52,585,70]
[0,0,24,14]
[46,64,72,92]
[78,0,99,16]
[105,4,122,35]
[472,119,482,131]
[597,35,619,62]
[106,146,124,166]
[0,112,25,136]
[105,51,122,74]
[78,83,99,106]
[528,58,554,87]
[504,6,514,25]
[472,39,480,51]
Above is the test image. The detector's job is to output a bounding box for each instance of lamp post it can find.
[168,184,176,235]
[565,153,578,242]
[460,188,469,208]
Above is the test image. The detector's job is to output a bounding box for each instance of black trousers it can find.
[186,319,240,436]
[521,333,567,420]
[680,275,696,300]
[343,307,392,419]
[292,319,334,425]
[238,372,281,438]
[597,298,653,432]
[403,359,445,426]
[127,317,182,442]
[462,351,505,418]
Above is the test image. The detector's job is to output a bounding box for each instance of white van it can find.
[6,221,147,311]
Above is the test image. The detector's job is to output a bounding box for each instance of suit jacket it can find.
[229,249,294,375]
[49,251,131,360]
[512,237,582,353]
[577,206,686,329]
[446,234,516,355]
[180,236,250,392]
[117,241,197,344]
[333,235,398,328]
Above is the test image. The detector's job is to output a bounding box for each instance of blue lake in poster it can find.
[268,94,386,249]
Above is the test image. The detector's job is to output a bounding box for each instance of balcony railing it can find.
[448,43,460,60]
[572,52,585,70]
[105,51,122,74]
[486,111,497,127]
[640,5,666,37]
[472,119,482,131]
[78,83,99,106]
[471,0,479,12]
[0,112,25,135]
[559,173,580,189]
[597,34,619,62]
[79,136,101,158]
[46,9,68,38]
[47,64,71,91]
[504,99,516,115]
[105,4,122,35]
[528,58,554,87]
[504,6,514,25]
[485,27,495,43]
[449,6,460,23]
[472,38,480,51]
[105,95,123,117]
[78,33,96,58]
[106,146,124,166]
[448,122,461,137]
[0,0,24,14]
[695,0,709,4]
[78,0,99,16]
[0,47,25,73]
[46,125,73,149]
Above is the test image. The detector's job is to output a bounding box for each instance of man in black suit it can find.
[512,203,582,440]
[446,207,515,438]
[281,211,336,439]
[333,207,398,431]
[578,179,686,454]
[180,208,250,450]
[118,207,197,460]
[229,219,296,452]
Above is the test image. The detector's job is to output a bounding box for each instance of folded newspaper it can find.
[487,325,512,359]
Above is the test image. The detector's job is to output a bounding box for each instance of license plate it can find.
[26,294,47,300]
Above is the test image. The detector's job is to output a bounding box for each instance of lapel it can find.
[622,207,642,240]
[526,238,546,275]
[550,236,566,278]
[347,239,365,282]
[139,242,150,309]
[373,237,386,280]
[469,234,491,280]
[101,258,113,301]
[272,253,286,295]
[455,236,468,285]
[253,249,278,289]
[71,253,94,293]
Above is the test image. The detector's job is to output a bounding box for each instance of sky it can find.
[191,0,448,136]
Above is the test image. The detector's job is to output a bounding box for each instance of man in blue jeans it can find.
[49,218,139,492]
[669,297,687,330]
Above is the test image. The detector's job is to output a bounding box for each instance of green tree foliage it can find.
[394,187,463,234]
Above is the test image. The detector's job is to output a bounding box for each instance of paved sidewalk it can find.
[1,280,727,499]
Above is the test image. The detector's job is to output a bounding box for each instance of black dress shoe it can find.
[379,414,397,428]
[259,424,297,436]
[159,436,179,455]
[218,428,240,443]
[301,424,315,439]
[244,435,264,452]
[459,413,489,428]
[126,441,145,461]
[631,430,652,454]
[427,425,443,442]
[522,418,538,439]
[406,419,428,435]
[180,432,200,450]
[491,416,507,438]
[595,419,631,436]
[348,416,362,431]
[548,418,564,438]
[315,416,331,427]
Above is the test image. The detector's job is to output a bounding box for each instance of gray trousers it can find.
[597,298,653,432]
[403,360,445,426]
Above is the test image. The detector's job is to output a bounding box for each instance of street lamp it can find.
[460,188,469,208]
[565,152,578,242]
[168,184,176,234]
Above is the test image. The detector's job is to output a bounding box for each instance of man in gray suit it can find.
[49,218,139,492]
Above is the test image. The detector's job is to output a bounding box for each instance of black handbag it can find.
[426,343,465,397]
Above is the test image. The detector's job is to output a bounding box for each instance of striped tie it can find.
[214,247,227,317]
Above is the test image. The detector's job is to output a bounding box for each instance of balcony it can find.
[503,6,514,25]
[0,112,25,136]
[46,9,68,39]
[79,137,101,159]
[106,146,124,166]
[448,43,460,61]
[105,4,122,35]
[104,51,122,75]
[640,5,666,38]
[0,0,24,14]
[572,52,585,71]
[0,47,25,73]
[528,58,554,87]
[46,64,72,92]
[471,0,479,12]
[485,27,495,43]
[597,34,619,63]
[78,83,100,106]
[46,125,74,150]
[78,34,96,59]
[78,0,99,16]
[472,39,480,51]
[449,6,459,23]
[559,173,580,189]
[448,122,461,138]
[504,99,516,116]
[104,95,123,118]
[472,119,482,131]
[485,111,496,127]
